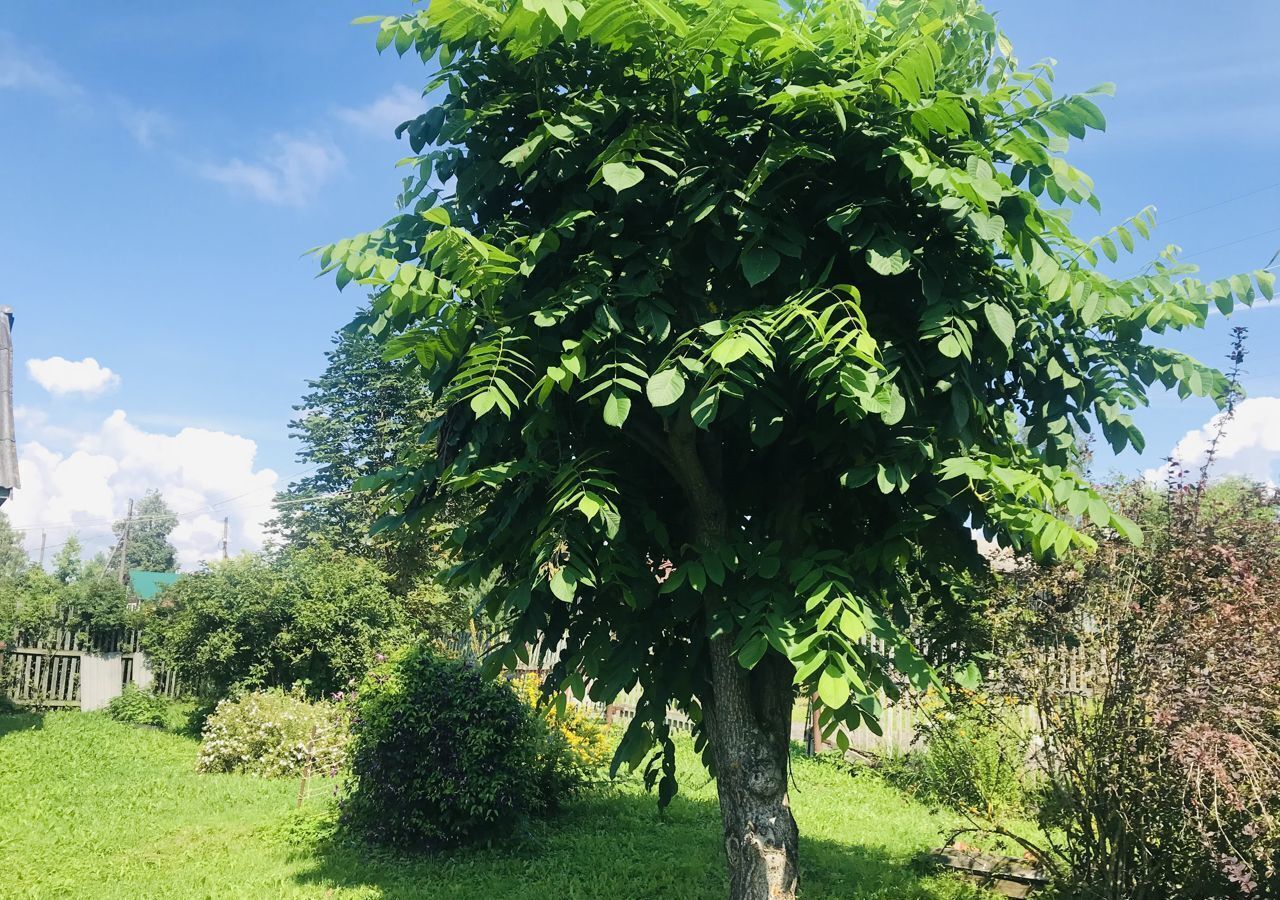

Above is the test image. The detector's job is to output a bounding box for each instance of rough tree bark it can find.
[667,420,800,899]
[705,642,800,900]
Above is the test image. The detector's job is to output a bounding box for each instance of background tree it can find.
[113,490,178,573]
[0,512,28,580]
[271,317,446,589]
[324,2,1274,896]
[51,534,83,584]
[990,475,1280,897]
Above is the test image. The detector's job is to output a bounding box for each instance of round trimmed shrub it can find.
[341,645,545,849]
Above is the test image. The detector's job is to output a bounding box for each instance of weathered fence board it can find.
[2,626,179,710]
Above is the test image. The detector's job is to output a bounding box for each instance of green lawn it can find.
[0,711,1002,899]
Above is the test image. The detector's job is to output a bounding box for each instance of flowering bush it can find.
[511,672,611,796]
[106,684,169,728]
[196,688,348,778]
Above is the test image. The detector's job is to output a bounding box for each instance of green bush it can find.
[196,688,348,778]
[142,546,410,699]
[106,684,169,728]
[341,645,548,849]
[891,693,1031,820]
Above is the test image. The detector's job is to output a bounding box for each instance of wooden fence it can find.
[450,629,1101,760]
[2,626,180,710]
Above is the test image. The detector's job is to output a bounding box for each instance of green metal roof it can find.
[128,569,180,601]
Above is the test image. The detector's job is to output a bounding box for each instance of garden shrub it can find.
[993,473,1280,898]
[106,684,169,727]
[511,671,610,797]
[893,691,1031,820]
[142,546,410,699]
[196,688,347,778]
[341,645,548,849]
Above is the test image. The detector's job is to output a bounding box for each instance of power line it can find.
[12,490,355,534]
[1162,181,1280,225]
[1179,226,1280,263]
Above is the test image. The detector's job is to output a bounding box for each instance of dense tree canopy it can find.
[113,489,178,573]
[322,0,1272,895]
[0,512,27,581]
[272,319,442,587]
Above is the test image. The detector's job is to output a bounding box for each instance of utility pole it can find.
[119,498,134,584]
[38,530,46,568]
[221,517,229,561]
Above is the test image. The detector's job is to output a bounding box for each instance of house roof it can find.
[128,569,181,601]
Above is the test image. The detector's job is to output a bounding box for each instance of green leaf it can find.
[470,390,498,417]
[1110,512,1143,547]
[603,390,632,427]
[685,561,707,593]
[710,335,752,366]
[983,303,1016,347]
[817,665,851,710]
[866,239,912,275]
[937,333,963,358]
[422,207,451,226]
[1257,269,1276,300]
[549,567,576,602]
[880,389,906,426]
[658,772,678,809]
[954,660,982,691]
[601,162,644,193]
[740,246,781,287]
[690,387,720,429]
[1087,496,1111,528]
[738,634,768,670]
[646,368,686,408]
[838,609,865,642]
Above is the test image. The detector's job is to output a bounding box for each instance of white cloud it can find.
[26,357,120,397]
[115,101,172,150]
[1144,396,1280,487]
[1,32,165,150]
[6,410,279,570]
[335,84,422,138]
[198,134,345,206]
[0,31,80,97]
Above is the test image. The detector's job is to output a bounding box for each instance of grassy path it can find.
[0,711,994,899]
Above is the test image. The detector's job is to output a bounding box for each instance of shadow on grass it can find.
[286,789,974,900]
[0,710,44,738]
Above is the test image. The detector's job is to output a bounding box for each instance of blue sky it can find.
[2,1,1278,566]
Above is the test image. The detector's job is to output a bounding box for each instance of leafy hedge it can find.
[142,546,411,699]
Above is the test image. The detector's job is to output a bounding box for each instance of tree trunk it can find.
[665,419,799,898]
[705,638,799,900]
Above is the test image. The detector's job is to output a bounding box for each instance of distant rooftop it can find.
[128,569,181,601]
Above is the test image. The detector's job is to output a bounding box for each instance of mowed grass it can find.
[0,711,999,899]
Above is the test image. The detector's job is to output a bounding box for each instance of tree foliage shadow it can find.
[287,789,982,900]
[0,710,44,739]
